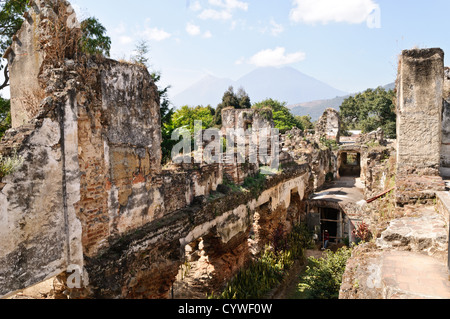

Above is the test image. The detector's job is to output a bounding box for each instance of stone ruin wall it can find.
[0,0,225,298]
[6,0,445,300]
[442,67,450,175]
[395,48,447,206]
[315,108,341,144]
[396,48,444,176]
[0,0,328,299]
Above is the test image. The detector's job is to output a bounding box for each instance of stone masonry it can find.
[0,0,321,299]
[396,48,444,176]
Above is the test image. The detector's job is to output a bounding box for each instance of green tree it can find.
[296,115,314,131]
[0,96,11,139]
[0,0,30,90]
[79,17,111,57]
[214,86,251,126]
[253,98,303,134]
[340,87,396,138]
[171,105,215,134]
[131,39,150,67]
[0,1,112,91]
[130,39,175,164]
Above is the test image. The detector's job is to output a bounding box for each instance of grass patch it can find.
[291,247,352,299]
[210,224,313,299]
[0,151,24,179]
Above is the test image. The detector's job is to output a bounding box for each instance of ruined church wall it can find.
[0,0,84,297]
[441,67,450,174]
[81,165,313,299]
[396,48,444,176]
[6,3,45,128]
[315,108,340,144]
[0,92,83,299]
[77,61,164,256]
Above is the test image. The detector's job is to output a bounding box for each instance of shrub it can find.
[353,222,372,243]
[213,223,309,299]
[0,151,24,179]
[302,247,352,299]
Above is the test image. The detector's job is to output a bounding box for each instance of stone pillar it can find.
[396,48,444,176]
[315,108,341,144]
[441,67,450,177]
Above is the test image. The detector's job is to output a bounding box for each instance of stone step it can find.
[381,251,450,299]
[376,206,448,260]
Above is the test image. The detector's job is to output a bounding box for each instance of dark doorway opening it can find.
[320,207,341,243]
[339,152,361,177]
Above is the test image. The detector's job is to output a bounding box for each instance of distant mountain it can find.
[171,66,348,108]
[289,82,396,121]
[171,75,236,108]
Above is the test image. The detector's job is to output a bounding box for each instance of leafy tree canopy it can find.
[296,115,314,131]
[79,17,111,57]
[0,1,112,91]
[0,96,11,139]
[170,105,215,134]
[339,87,396,138]
[253,98,304,134]
[214,86,251,126]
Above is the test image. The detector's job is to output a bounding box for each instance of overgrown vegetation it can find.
[339,87,396,138]
[319,137,339,151]
[212,224,313,299]
[298,247,352,299]
[253,98,304,134]
[0,151,24,179]
[0,96,11,139]
[214,86,251,126]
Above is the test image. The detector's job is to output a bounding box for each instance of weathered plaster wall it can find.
[441,67,450,176]
[0,90,83,299]
[396,48,444,176]
[0,0,83,298]
[80,165,313,299]
[315,108,341,144]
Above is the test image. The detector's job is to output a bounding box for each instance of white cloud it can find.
[199,0,248,20]
[185,23,213,38]
[186,22,201,36]
[269,18,284,36]
[208,0,249,11]
[141,27,172,41]
[118,36,134,45]
[290,0,379,25]
[203,31,213,38]
[248,47,306,67]
[113,22,127,35]
[198,8,233,20]
[189,0,202,12]
[235,57,245,65]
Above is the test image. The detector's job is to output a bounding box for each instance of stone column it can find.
[396,48,444,176]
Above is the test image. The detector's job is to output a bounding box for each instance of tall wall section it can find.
[395,48,446,205]
[396,48,444,176]
[441,67,450,176]
[0,0,347,299]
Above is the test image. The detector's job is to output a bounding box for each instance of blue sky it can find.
[7,0,450,101]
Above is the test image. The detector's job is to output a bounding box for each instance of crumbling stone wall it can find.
[282,127,336,191]
[315,108,341,144]
[395,48,447,206]
[396,48,444,176]
[441,67,450,176]
[0,0,370,300]
[0,0,83,298]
